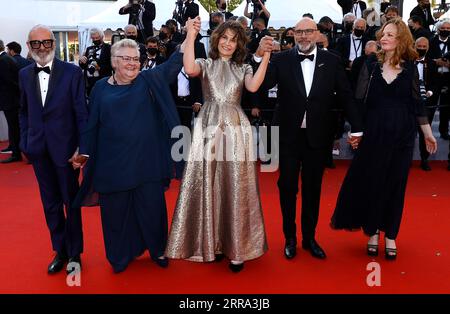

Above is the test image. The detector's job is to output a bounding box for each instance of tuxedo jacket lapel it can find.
[309,50,326,98]
[44,58,63,109]
[290,48,307,98]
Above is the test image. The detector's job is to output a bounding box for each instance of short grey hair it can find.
[343,12,356,23]
[111,39,139,58]
[436,18,450,30]
[0,39,4,51]
[124,24,138,33]
[90,28,104,39]
[353,18,367,29]
[28,24,56,41]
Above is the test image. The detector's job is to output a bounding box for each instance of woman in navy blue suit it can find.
[73,38,186,273]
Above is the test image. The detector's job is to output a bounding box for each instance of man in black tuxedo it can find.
[6,42,32,69]
[408,15,433,40]
[119,0,156,43]
[142,37,166,71]
[414,37,439,171]
[350,40,377,90]
[335,18,368,71]
[174,0,199,28]
[171,36,206,129]
[79,28,112,95]
[0,39,21,163]
[428,20,450,140]
[253,18,363,260]
[337,0,367,19]
[410,0,435,29]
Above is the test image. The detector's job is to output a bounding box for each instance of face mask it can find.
[353,29,365,38]
[221,3,226,10]
[417,49,427,57]
[159,32,167,40]
[93,40,101,46]
[127,35,137,41]
[147,48,158,55]
[440,30,450,38]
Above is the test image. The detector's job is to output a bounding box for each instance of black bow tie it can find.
[415,60,425,64]
[354,37,362,41]
[35,66,51,74]
[439,40,447,45]
[298,54,314,62]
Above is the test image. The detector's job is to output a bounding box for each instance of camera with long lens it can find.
[129,0,143,15]
[86,50,99,75]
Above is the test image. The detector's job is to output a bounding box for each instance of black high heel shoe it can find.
[384,238,397,260]
[228,262,244,273]
[367,231,380,257]
[152,256,169,268]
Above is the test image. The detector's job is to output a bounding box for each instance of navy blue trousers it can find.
[98,181,168,273]
[32,151,83,257]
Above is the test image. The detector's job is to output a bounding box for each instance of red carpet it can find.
[1,141,449,294]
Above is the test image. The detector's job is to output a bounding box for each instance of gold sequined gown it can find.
[165,58,268,262]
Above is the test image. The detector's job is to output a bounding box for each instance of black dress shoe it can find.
[420,160,431,171]
[284,238,297,259]
[0,147,12,154]
[67,255,82,274]
[302,239,327,259]
[48,254,68,274]
[215,253,225,262]
[228,262,244,273]
[152,256,169,268]
[1,155,22,163]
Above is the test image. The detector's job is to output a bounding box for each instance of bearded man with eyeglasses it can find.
[18,24,88,275]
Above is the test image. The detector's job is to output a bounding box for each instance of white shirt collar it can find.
[37,60,53,70]
[439,36,448,43]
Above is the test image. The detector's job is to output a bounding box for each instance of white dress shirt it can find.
[177,68,190,97]
[349,34,363,62]
[353,2,362,19]
[37,60,53,106]
[298,47,317,128]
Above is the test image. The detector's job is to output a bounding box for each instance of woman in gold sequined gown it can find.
[165,18,271,272]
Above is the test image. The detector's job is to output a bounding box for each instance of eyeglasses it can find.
[114,55,140,63]
[29,39,54,49]
[294,29,317,36]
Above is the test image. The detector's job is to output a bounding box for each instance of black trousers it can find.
[436,73,450,135]
[31,149,83,257]
[3,108,21,156]
[175,96,194,129]
[277,128,328,242]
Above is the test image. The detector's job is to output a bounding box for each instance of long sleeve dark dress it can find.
[331,59,429,239]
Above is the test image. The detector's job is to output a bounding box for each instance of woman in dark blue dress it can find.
[331,19,437,260]
[72,39,185,272]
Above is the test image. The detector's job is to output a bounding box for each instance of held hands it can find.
[255,36,274,58]
[68,152,88,170]
[192,102,202,113]
[186,16,201,39]
[347,135,362,150]
[425,134,438,154]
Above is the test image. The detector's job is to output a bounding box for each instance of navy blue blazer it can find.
[19,58,88,166]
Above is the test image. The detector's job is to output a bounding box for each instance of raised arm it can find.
[245,49,271,92]
[183,16,202,77]
[244,1,252,19]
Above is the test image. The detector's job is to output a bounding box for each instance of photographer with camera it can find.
[247,17,271,54]
[119,0,156,43]
[79,28,112,95]
[173,0,199,28]
[244,0,270,29]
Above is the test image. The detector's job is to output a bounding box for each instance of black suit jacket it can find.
[410,4,435,29]
[256,48,363,148]
[428,35,450,60]
[177,1,199,27]
[0,52,20,111]
[119,0,155,37]
[336,34,369,68]
[413,27,433,40]
[337,0,367,16]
